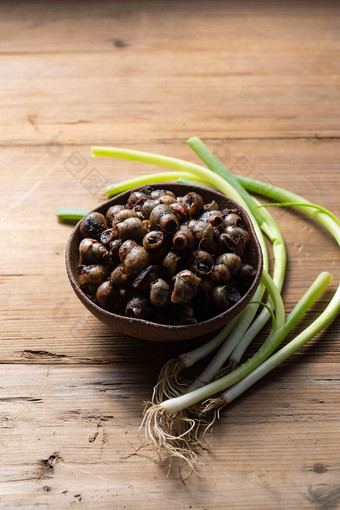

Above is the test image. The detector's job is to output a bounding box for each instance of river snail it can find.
[79,212,107,240]
[149,204,179,234]
[77,186,256,323]
[79,238,108,264]
[150,278,171,309]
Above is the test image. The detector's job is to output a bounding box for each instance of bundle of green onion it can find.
[57,138,340,470]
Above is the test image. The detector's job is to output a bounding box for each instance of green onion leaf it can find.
[56,206,90,222]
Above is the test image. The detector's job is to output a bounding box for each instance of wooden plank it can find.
[1,53,340,144]
[0,2,340,144]
[1,1,340,56]
[0,363,339,509]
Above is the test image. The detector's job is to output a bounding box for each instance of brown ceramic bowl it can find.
[66,183,263,341]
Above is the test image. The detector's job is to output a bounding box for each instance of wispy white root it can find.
[141,403,198,471]
[141,398,227,470]
[198,397,226,444]
[152,358,187,404]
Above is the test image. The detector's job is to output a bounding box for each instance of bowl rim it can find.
[66,182,263,338]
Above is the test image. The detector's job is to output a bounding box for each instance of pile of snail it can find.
[77,186,256,325]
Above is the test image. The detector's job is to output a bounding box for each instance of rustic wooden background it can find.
[1,1,339,508]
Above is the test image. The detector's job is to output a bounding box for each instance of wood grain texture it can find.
[0,1,339,508]
[0,362,340,509]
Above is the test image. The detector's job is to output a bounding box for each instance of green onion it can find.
[229,173,340,366]
[224,276,339,403]
[253,201,340,226]
[56,206,90,222]
[186,138,287,387]
[106,171,203,196]
[142,272,334,468]
[144,272,333,406]
[182,139,340,376]
[236,175,340,245]
[247,301,276,327]
[89,142,339,468]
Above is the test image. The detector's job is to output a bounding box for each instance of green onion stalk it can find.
[227,175,340,366]
[179,137,340,370]
[92,145,283,398]
[184,137,286,391]
[56,206,90,222]
[177,177,284,373]
[237,175,340,243]
[223,274,339,404]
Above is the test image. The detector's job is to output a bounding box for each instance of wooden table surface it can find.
[1,1,340,508]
